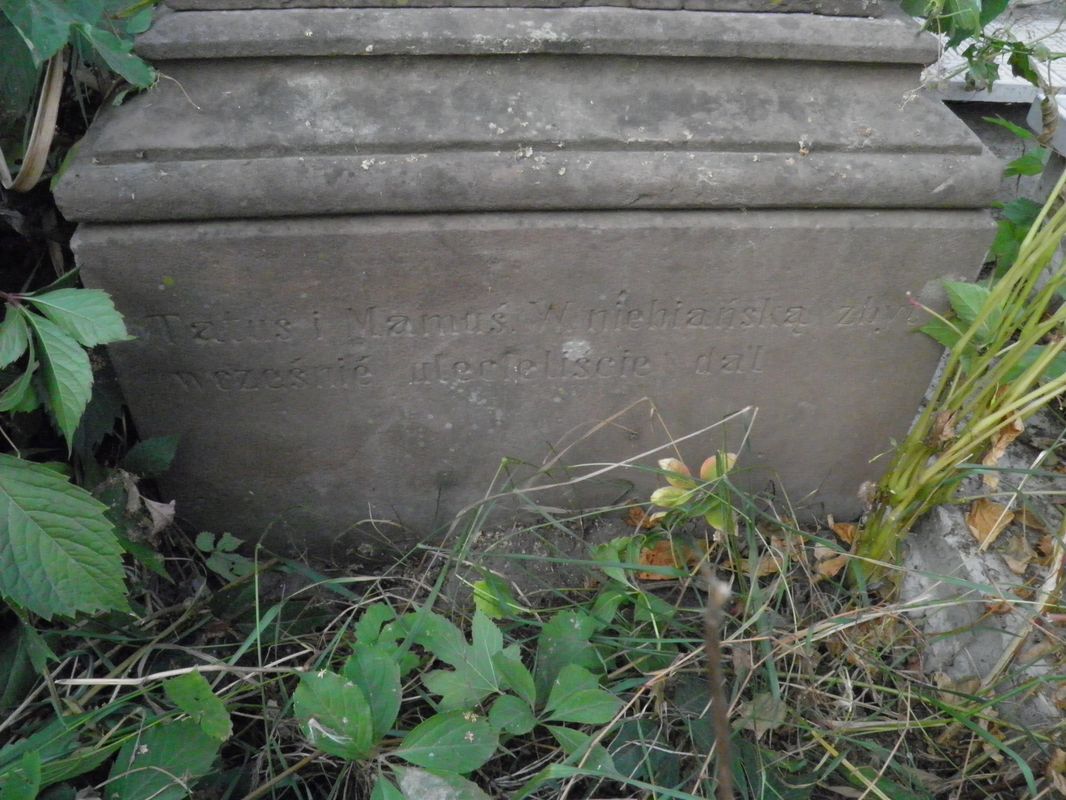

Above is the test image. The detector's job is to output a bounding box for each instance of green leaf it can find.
[0,18,38,122]
[27,289,131,348]
[0,625,35,714]
[942,281,1000,344]
[1,751,40,800]
[397,611,469,668]
[489,694,536,736]
[163,672,232,741]
[394,711,498,774]
[343,644,401,740]
[0,310,29,369]
[0,363,37,413]
[1001,197,1042,226]
[1005,345,1066,382]
[979,0,1010,25]
[472,575,522,619]
[0,0,73,66]
[1004,148,1049,177]
[394,767,492,800]
[545,726,616,774]
[919,319,961,350]
[71,22,155,87]
[0,454,128,619]
[121,436,179,477]
[981,115,1034,141]
[492,651,535,707]
[356,603,397,646]
[25,315,92,447]
[370,776,405,800]
[468,611,503,688]
[293,669,374,760]
[544,665,622,725]
[534,610,602,699]
[423,668,489,712]
[107,719,219,800]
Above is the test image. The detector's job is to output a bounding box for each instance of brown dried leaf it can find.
[966,499,1014,547]
[985,599,1014,615]
[754,552,781,577]
[143,498,176,536]
[1047,749,1066,796]
[829,520,859,547]
[1002,535,1036,576]
[926,410,958,449]
[625,506,660,530]
[1016,507,1049,533]
[1036,534,1057,560]
[981,416,1024,489]
[637,539,695,580]
[816,553,849,580]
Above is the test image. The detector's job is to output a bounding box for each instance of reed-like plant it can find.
[855,168,1066,586]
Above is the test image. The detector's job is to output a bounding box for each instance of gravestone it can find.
[55,1,1000,557]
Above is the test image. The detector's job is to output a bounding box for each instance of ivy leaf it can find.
[107,719,219,800]
[394,711,498,774]
[394,767,492,800]
[164,672,232,741]
[26,288,131,348]
[0,362,37,413]
[121,436,179,478]
[343,644,402,740]
[544,665,622,725]
[25,314,92,447]
[0,0,73,66]
[0,454,128,619]
[293,669,374,760]
[489,694,536,736]
[0,310,29,369]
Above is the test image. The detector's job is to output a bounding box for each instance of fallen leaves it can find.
[966,498,1014,548]
[981,416,1024,489]
[636,539,698,581]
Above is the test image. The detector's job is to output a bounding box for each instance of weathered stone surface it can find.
[166,0,884,16]
[72,211,988,553]
[56,5,1001,554]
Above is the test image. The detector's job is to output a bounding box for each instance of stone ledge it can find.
[55,149,1002,222]
[137,6,935,62]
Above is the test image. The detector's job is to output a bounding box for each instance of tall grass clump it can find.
[855,168,1066,585]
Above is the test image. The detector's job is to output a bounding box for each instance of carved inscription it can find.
[135,291,920,392]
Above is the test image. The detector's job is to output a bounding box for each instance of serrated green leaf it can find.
[370,776,405,800]
[394,767,492,800]
[25,315,92,447]
[121,435,179,477]
[107,719,219,800]
[489,694,536,735]
[534,610,602,700]
[944,281,990,326]
[397,610,469,668]
[472,575,522,619]
[0,0,73,66]
[1004,148,1049,177]
[27,289,131,348]
[492,651,535,708]
[0,363,37,413]
[293,669,374,760]
[423,668,490,712]
[544,665,622,725]
[982,115,1034,141]
[0,454,128,619]
[343,644,401,740]
[469,611,503,688]
[1001,197,1042,226]
[394,711,497,774]
[1005,344,1066,382]
[1,750,40,800]
[164,672,232,741]
[0,310,29,369]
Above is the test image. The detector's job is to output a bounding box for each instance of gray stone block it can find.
[56,6,1000,554]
